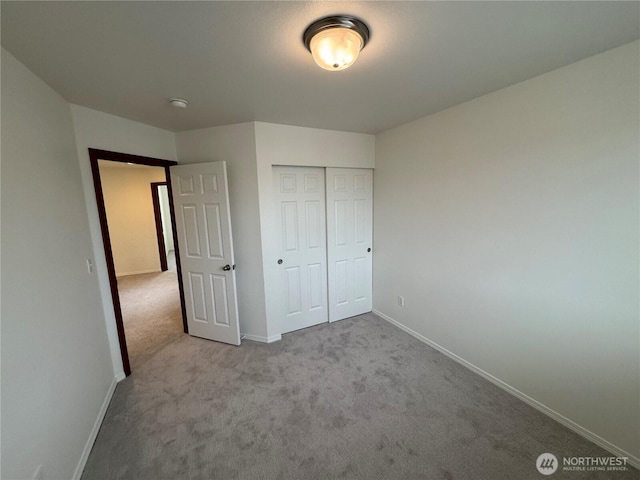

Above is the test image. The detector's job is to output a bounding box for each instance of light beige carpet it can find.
[118,253,183,370]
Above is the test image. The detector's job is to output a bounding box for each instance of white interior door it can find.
[273,166,328,334]
[170,161,240,345]
[326,168,373,322]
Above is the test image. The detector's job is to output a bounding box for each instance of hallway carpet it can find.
[82,313,636,480]
[117,253,182,370]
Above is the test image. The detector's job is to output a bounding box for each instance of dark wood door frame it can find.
[88,148,188,377]
[151,182,169,272]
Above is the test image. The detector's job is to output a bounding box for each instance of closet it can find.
[273,166,373,334]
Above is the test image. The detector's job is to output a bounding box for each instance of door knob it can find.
[367,248,372,252]
[222,264,231,271]
[277,259,283,265]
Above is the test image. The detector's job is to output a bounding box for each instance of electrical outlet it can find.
[33,465,43,480]
[397,295,405,307]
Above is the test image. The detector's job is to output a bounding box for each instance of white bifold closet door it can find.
[325,168,373,322]
[273,167,329,334]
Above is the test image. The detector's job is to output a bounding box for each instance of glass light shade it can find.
[309,27,363,71]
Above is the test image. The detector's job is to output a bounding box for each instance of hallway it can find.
[118,251,183,369]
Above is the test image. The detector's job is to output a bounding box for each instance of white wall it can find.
[70,104,177,380]
[177,122,375,341]
[1,50,114,480]
[99,163,167,276]
[175,123,267,339]
[254,122,375,340]
[159,185,174,253]
[373,41,639,461]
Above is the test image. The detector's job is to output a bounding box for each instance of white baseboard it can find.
[115,371,126,382]
[372,309,640,469]
[241,333,282,343]
[116,268,160,277]
[72,377,118,480]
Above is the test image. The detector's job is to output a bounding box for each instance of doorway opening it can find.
[89,149,187,376]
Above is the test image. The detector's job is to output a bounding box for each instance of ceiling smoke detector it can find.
[169,98,189,108]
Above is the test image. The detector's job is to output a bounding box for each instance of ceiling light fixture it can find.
[169,98,188,108]
[303,15,370,71]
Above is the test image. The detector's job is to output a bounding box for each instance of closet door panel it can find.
[326,168,373,322]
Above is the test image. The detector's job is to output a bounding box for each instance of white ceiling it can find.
[2,1,638,134]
